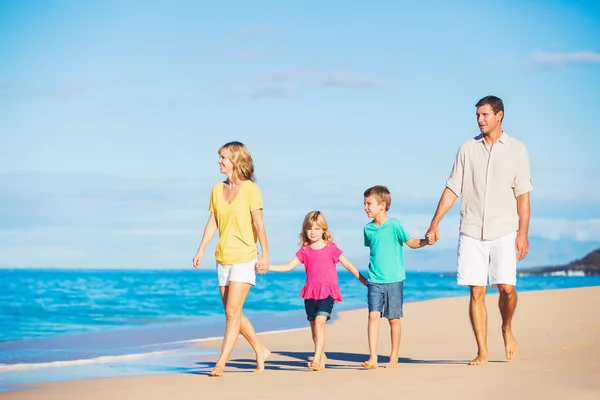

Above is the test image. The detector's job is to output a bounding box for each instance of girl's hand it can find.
[257,264,269,274]
[359,274,368,287]
[193,250,203,269]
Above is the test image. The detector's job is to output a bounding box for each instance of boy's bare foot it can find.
[254,348,271,373]
[468,353,488,366]
[361,359,378,369]
[503,329,518,360]
[210,365,225,377]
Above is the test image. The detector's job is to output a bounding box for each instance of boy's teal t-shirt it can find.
[364,217,411,284]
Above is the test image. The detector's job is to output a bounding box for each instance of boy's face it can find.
[364,196,386,218]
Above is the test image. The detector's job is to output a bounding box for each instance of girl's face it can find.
[305,223,325,244]
[218,151,234,175]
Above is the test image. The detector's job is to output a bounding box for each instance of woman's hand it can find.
[193,250,203,269]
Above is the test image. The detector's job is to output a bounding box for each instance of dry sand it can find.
[3,286,600,400]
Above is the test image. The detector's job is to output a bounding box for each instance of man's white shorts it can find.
[217,258,257,287]
[457,231,517,288]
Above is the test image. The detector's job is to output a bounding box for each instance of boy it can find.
[362,185,430,369]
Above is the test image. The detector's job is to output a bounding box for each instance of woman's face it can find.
[218,151,234,175]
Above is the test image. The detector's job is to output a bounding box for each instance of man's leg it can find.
[497,284,518,360]
[469,285,488,366]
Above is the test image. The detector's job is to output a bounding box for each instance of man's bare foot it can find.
[254,348,271,373]
[468,353,488,366]
[503,329,518,360]
[361,359,378,369]
[210,365,225,377]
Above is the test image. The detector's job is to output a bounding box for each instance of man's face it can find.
[476,104,503,134]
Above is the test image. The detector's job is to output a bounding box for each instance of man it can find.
[426,95,532,366]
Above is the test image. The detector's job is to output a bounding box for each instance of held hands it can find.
[256,254,270,274]
[425,224,439,245]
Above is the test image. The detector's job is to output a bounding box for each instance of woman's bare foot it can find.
[210,365,225,377]
[503,329,518,360]
[468,353,488,366]
[254,348,271,373]
[361,358,378,369]
[308,362,324,371]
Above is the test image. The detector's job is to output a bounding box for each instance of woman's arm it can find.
[251,209,270,271]
[193,213,218,269]
[338,255,368,286]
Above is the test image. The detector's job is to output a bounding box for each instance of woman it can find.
[193,141,271,377]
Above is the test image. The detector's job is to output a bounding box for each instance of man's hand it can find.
[426,225,439,245]
[515,232,529,261]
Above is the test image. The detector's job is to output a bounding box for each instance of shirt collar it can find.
[475,131,509,144]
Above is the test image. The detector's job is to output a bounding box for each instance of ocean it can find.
[1,268,599,389]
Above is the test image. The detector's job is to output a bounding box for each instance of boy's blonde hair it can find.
[299,211,333,245]
[364,185,392,211]
[219,141,256,182]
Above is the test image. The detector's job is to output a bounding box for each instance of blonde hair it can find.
[364,185,391,211]
[299,211,332,245]
[219,141,256,182]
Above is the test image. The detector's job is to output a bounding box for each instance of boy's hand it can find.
[359,274,368,286]
[426,231,437,245]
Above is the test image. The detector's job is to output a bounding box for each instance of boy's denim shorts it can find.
[367,281,404,319]
[304,296,334,321]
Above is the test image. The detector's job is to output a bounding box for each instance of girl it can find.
[266,211,367,371]
[192,141,271,377]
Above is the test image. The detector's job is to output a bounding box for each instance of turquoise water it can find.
[0,268,598,388]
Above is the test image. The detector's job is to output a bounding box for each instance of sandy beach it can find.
[3,286,599,400]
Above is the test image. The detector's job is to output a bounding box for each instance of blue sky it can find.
[1,0,599,270]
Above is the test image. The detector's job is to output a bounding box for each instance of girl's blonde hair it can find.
[299,211,333,245]
[219,141,256,182]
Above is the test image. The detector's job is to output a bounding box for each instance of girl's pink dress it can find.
[296,242,343,303]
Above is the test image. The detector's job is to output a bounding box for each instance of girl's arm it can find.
[193,213,218,269]
[338,255,368,286]
[406,238,431,249]
[269,256,301,273]
[251,209,270,272]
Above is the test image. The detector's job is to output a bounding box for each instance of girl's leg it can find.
[218,285,270,374]
[362,311,380,368]
[387,318,401,369]
[309,316,327,371]
[308,321,328,365]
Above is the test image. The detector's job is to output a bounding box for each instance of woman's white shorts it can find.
[216,258,257,287]
[457,231,517,288]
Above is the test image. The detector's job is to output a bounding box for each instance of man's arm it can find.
[515,192,530,261]
[426,188,459,244]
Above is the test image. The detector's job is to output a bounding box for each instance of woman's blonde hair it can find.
[299,211,333,245]
[219,141,256,182]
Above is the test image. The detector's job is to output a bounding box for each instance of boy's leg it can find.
[363,283,384,368]
[387,318,401,368]
[384,281,404,369]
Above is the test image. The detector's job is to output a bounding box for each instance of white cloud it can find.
[527,51,600,67]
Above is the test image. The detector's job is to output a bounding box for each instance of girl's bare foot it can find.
[254,348,271,373]
[361,359,378,369]
[210,365,225,377]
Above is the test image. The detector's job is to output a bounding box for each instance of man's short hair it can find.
[364,185,391,211]
[476,95,504,122]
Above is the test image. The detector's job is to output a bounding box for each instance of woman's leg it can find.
[212,283,270,376]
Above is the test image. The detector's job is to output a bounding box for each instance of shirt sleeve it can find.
[394,220,411,245]
[208,185,217,212]
[363,227,370,247]
[445,145,465,197]
[513,145,533,197]
[248,183,263,213]
[329,243,343,263]
[295,247,305,264]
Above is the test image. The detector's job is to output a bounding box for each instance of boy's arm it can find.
[269,256,301,272]
[406,238,431,249]
[338,255,368,286]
